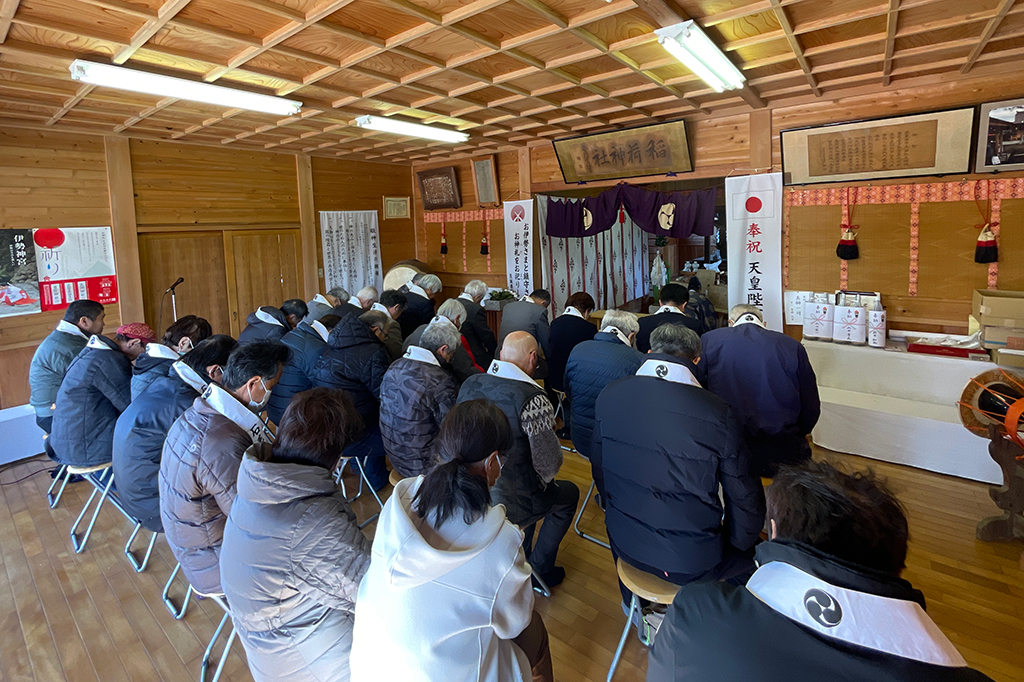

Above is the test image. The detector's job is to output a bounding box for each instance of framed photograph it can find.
[416,166,462,210]
[780,108,975,185]
[976,98,1024,173]
[382,196,410,220]
[553,119,692,183]
[471,155,500,205]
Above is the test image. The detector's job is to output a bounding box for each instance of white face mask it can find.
[247,377,271,413]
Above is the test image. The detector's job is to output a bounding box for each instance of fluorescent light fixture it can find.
[654,21,746,93]
[69,60,302,116]
[355,114,468,143]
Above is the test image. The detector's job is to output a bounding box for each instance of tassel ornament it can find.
[836,227,859,260]
[976,223,998,264]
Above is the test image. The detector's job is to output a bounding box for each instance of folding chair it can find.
[608,559,681,681]
[335,457,384,529]
[572,478,611,550]
[550,389,577,454]
[123,522,159,573]
[46,464,69,508]
[195,592,237,682]
[68,463,115,553]
[162,562,194,620]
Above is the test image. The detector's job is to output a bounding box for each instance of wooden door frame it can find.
[222,227,305,338]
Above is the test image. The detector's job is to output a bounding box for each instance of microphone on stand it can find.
[158,277,185,332]
[167,277,184,293]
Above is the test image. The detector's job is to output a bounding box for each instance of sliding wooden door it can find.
[224,229,304,337]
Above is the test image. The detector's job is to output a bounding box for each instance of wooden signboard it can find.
[781,109,975,185]
[416,166,462,210]
[553,120,692,183]
[471,155,500,205]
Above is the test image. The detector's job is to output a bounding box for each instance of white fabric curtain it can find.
[319,211,383,295]
[539,197,648,313]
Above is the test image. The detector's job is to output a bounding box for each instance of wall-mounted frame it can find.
[416,166,462,210]
[781,108,975,185]
[552,119,692,183]
[382,196,410,220]
[975,98,1024,173]
[471,155,500,205]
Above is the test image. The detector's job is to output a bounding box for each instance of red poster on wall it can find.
[34,227,119,312]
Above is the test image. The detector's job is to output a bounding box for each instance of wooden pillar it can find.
[519,147,542,289]
[104,136,145,323]
[296,154,319,299]
[749,109,773,170]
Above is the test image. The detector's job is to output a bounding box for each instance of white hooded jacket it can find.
[350,476,535,682]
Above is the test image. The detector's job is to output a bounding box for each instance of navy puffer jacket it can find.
[113,366,200,531]
[311,314,390,424]
[131,347,176,400]
[239,307,289,343]
[266,322,327,425]
[50,336,132,468]
[563,332,643,458]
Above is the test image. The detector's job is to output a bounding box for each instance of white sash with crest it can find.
[173,361,208,394]
[202,383,274,445]
[635,358,700,387]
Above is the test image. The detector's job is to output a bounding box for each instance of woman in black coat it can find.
[547,293,597,437]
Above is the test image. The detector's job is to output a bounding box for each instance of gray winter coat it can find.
[402,323,481,385]
[221,445,371,682]
[29,326,88,418]
[159,396,252,595]
[379,354,457,477]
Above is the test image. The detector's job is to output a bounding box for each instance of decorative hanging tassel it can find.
[480,233,489,255]
[976,223,998,263]
[974,181,997,263]
[440,219,448,254]
[836,228,859,260]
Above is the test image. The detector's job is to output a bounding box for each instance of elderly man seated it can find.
[399,273,442,338]
[380,319,460,477]
[403,299,482,384]
[457,331,580,589]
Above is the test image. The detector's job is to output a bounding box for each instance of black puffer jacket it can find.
[131,346,176,400]
[312,314,390,424]
[379,352,458,477]
[398,291,434,339]
[592,354,764,577]
[113,365,201,531]
[564,332,643,460]
[402,323,481,386]
[266,322,327,425]
[239,307,289,343]
[547,314,597,392]
[50,336,132,468]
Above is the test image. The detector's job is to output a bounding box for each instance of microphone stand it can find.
[158,278,184,333]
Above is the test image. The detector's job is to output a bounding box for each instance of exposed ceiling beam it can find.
[0,0,21,43]
[882,0,900,86]
[962,0,1017,73]
[767,0,821,97]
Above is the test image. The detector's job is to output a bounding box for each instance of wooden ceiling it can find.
[1,0,1024,164]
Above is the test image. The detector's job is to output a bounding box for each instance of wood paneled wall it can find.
[0,129,122,409]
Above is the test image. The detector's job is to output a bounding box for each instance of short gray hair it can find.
[436,299,467,329]
[414,273,443,294]
[327,286,349,300]
[356,286,379,304]
[601,310,639,336]
[359,309,389,332]
[464,280,488,299]
[421,319,461,353]
[650,323,701,360]
[729,304,764,324]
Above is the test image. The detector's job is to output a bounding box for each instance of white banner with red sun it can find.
[503,200,535,297]
[726,173,784,331]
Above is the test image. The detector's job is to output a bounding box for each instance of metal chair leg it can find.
[353,457,383,529]
[162,562,193,620]
[608,594,638,682]
[124,522,159,573]
[200,596,236,682]
[573,480,611,549]
[47,464,71,509]
[531,569,551,598]
[70,469,114,553]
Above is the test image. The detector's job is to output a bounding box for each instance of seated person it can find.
[302,292,336,324]
[593,324,764,595]
[221,388,371,682]
[496,289,552,366]
[403,299,482,384]
[683,276,717,335]
[380,320,459,477]
[160,341,288,596]
[373,289,407,362]
[355,285,378,310]
[458,332,580,589]
[113,335,238,532]
[564,309,643,484]
[648,461,994,682]
[266,314,341,426]
[458,279,498,367]
[50,323,150,469]
[636,283,700,353]
[238,299,308,343]
[399,273,442,338]
[698,304,821,478]
[29,299,105,461]
[326,285,363,320]
[546,292,596,431]
[132,315,212,399]
[311,310,391,491]
[351,400,553,682]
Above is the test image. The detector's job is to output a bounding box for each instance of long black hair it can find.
[413,399,513,527]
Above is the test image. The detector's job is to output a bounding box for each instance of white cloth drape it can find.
[319,211,383,295]
[538,197,648,313]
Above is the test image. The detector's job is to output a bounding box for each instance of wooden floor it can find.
[0,447,1021,682]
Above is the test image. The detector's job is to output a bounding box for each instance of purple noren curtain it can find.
[545,184,716,239]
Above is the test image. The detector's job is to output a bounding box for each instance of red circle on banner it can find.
[745,196,763,213]
[34,228,65,249]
